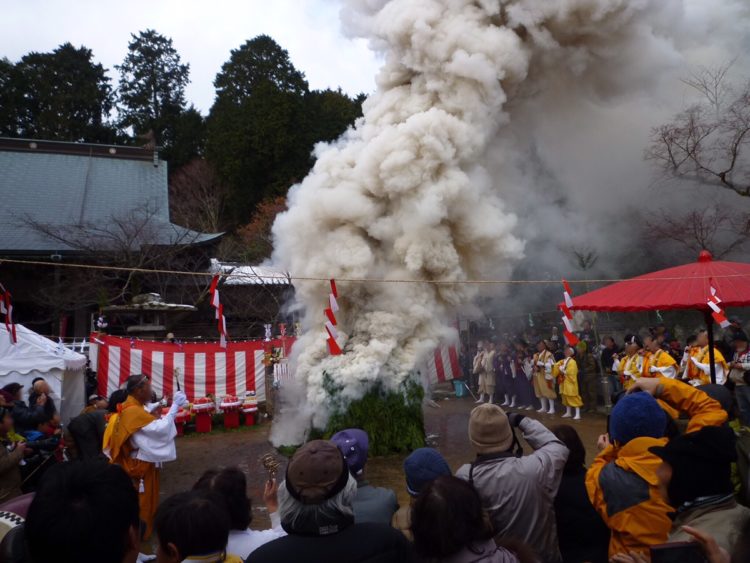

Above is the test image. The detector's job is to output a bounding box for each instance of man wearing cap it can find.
[393,448,452,540]
[586,377,727,559]
[331,429,398,526]
[103,374,187,540]
[251,440,412,563]
[729,334,750,426]
[455,403,569,563]
[82,394,108,415]
[651,425,750,554]
[67,395,109,460]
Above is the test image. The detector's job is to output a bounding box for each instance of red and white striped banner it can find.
[209,275,228,347]
[90,335,294,403]
[325,279,342,355]
[560,280,579,346]
[0,283,16,344]
[424,344,462,384]
[707,286,731,328]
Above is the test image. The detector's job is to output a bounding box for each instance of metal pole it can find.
[704,310,717,384]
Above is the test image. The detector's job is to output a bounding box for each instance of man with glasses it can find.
[103,374,187,541]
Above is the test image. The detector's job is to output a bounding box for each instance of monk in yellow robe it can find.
[554,345,583,420]
[613,336,642,390]
[680,336,702,384]
[104,374,187,539]
[691,329,729,385]
[642,336,677,379]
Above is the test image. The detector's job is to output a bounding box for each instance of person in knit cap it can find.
[251,440,412,563]
[586,377,728,560]
[456,403,569,563]
[392,448,452,540]
[331,428,398,525]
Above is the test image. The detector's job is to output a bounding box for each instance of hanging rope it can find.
[2,257,749,285]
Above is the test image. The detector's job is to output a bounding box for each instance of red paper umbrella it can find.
[565,251,750,383]
[569,251,750,312]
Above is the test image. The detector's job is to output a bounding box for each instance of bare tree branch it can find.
[17,203,215,315]
[647,63,750,197]
[644,204,750,260]
[169,158,228,234]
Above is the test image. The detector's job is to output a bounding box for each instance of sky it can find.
[1,0,381,113]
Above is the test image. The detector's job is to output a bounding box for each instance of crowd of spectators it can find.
[0,371,746,562]
[0,319,749,562]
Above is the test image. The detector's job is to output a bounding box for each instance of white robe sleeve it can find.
[130,412,178,464]
[650,365,677,379]
[690,357,727,385]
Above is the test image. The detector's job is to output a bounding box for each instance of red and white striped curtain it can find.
[424,344,462,384]
[89,335,293,403]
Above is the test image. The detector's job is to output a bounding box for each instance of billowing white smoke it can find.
[270,0,690,443]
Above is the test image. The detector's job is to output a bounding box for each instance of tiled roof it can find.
[0,139,222,254]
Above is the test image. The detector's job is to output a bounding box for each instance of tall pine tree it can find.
[116,29,190,150]
[207,35,363,227]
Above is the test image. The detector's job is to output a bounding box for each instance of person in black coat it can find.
[551,425,610,563]
[252,440,413,563]
[2,383,46,435]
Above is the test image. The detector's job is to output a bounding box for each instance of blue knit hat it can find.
[404,448,451,496]
[609,393,667,446]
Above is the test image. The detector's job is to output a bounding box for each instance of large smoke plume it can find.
[270,0,748,444]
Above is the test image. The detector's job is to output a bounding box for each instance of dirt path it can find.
[160,395,608,530]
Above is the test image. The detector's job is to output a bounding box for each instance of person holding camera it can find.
[586,377,727,560]
[729,334,750,426]
[456,403,569,563]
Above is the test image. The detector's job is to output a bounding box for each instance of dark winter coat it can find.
[10,401,45,434]
[67,410,106,460]
[554,467,609,563]
[251,522,413,563]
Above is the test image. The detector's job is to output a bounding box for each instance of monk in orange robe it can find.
[104,374,187,539]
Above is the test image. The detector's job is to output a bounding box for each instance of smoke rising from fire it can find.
[270,0,749,444]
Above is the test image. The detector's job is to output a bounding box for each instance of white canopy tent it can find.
[0,324,87,424]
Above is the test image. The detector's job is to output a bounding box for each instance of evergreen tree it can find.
[116,29,189,148]
[0,57,21,137]
[207,35,363,226]
[162,105,206,172]
[213,34,308,103]
[1,44,116,142]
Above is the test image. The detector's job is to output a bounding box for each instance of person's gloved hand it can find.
[508,413,525,427]
[173,391,188,408]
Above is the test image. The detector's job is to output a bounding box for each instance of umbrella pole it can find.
[704,310,717,385]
